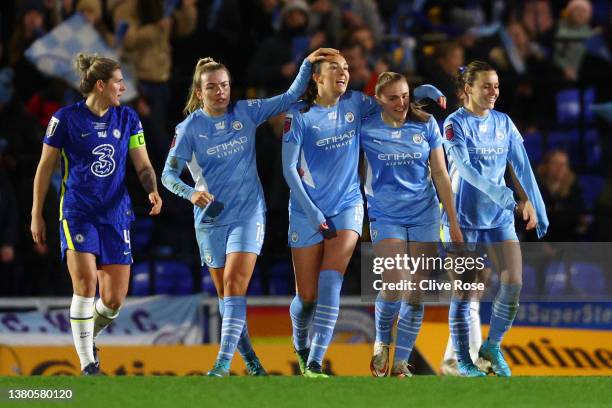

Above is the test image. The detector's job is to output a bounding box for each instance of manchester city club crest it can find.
[291,231,299,243]
[496,131,505,140]
[232,121,243,131]
[345,112,355,123]
[371,229,378,239]
[205,254,212,264]
[413,133,423,144]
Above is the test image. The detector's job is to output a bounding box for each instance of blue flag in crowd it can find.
[25,12,137,101]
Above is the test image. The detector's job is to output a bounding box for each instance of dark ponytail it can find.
[301,60,323,112]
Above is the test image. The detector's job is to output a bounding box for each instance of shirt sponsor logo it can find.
[97,131,107,138]
[232,120,243,131]
[92,122,107,130]
[214,121,225,130]
[90,144,116,177]
[316,129,355,148]
[207,136,248,157]
[328,111,337,121]
[377,152,423,161]
[468,147,505,155]
[46,117,59,137]
[391,130,401,139]
[247,99,262,106]
[479,124,488,132]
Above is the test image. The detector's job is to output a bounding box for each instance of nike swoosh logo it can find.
[81,132,90,137]
[373,139,382,144]
[123,251,131,255]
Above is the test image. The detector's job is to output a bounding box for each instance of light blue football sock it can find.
[308,270,343,366]
[219,297,255,359]
[449,300,472,364]
[374,293,401,345]
[488,283,521,345]
[290,295,316,351]
[394,303,424,362]
[215,296,246,367]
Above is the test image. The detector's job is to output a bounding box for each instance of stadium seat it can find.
[521,263,539,297]
[131,262,151,296]
[200,266,218,296]
[569,261,607,297]
[269,276,290,295]
[522,131,543,165]
[556,87,595,125]
[241,265,263,295]
[153,260,193,295]
[131,218,154,252]
[578,174,605,211]
[269,262,291,277]
[544,262,568,298]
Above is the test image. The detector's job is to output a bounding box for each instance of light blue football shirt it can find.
[361,114,442,225]
[442,107,522,229]
[283,91,377,217]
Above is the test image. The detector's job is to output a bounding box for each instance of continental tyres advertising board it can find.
[1,325,610,376]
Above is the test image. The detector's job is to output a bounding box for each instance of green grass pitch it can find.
[0,376,610,408]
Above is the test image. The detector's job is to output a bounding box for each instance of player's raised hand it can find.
[148,192,163,215]
[306,47,340,64]
[191,191,214,208]
[31,214,46,244]
[517,200,537,230]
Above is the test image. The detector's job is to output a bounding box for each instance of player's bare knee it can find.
[223,279,247,296]
[74,278,96,297]
[298,289,317,302]
[100,294,124,311]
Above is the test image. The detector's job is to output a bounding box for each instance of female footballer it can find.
[442,61,548,376]
[31,54,162,375]
[162,48,337,376]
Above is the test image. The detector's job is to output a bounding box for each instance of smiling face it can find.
[197,69,231,115]
[377,79,410,123]
[465,70,499,114]
[98,69,125,107]
[314,54,350,99]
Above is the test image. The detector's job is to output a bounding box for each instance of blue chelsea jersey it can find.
[362,114,442,225]
[43,101,144,224]
[169,100,274,226]
[283,91,377,217]
[442,107,522,229]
